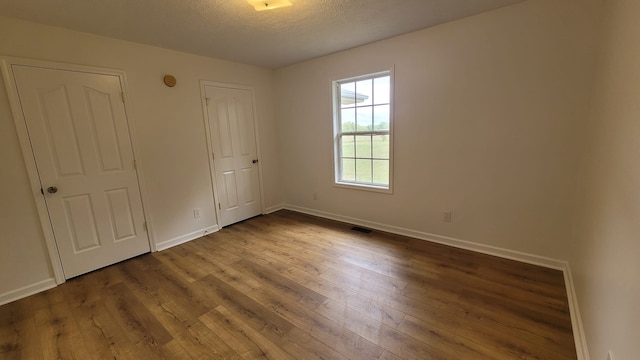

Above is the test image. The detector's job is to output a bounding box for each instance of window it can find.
[333,71,392,191]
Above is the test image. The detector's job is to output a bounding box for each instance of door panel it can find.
[105,188,137,241]
[86,87,124,172]
[12,65,150,278]
[215,99,234,158]
[237,103,250,155]
[223,171,240,209]
[241,167,255,204]
[63,194,100,251]
[41,85,85,177]
[205,86,262,227]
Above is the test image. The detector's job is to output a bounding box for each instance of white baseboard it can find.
[0,278,57,306]
[283,204,565,269]
[277,204,589,360]
[0,225,219,305]
[264,204,285,214]
[155,225,219,251]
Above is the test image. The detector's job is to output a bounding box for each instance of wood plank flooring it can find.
[0,210,577,359]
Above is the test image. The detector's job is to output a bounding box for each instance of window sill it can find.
[333,181,393,194]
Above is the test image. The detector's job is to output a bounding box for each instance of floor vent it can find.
[351,226,372,234]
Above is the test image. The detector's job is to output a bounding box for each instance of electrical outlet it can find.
[443,211,452,223]
[193,208,201,218]
[608,350,615,360]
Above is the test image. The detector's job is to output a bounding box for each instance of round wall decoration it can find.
[163,75,177,87]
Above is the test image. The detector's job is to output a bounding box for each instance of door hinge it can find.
[218,203,221,210]
[143,222,148,232]
[40,188,44,195]
[121,92,125,103]
[133,159,137,170]
[205,97,211,106]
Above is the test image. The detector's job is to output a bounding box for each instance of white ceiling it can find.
[0,0,527,68]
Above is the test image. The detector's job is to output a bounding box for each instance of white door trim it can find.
[0,56,154,284]
[199,81,266,227]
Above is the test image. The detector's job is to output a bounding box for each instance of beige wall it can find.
[0,16,281,299]
[274,0,599,260]
[571,0,640,358]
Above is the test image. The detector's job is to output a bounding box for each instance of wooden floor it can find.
[0,210,576,359]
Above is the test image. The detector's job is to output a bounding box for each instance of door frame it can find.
[199,81,266,227]
[1,56,154,284]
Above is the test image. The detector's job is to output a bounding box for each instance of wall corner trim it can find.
[0,278,57,306]
[279,204,589,360]
[155,225,219,251]
[563,262,591,360]
[265,204,286,214]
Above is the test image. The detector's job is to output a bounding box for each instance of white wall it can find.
[0,16,281,300]
[274,0,599,260]
[571,0,640,358]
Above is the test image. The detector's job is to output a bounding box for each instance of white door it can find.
[204,86,262,227]
[12,65,150,279]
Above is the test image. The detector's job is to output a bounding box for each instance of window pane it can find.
[341,158,355,181]
[334,71,391,190]
[341,135,355,157]
[374,76,390,105]
[340,82,356,107]
[341,108,356,132]
[356,106,373,131]
[355,79,373,106]
[373,104,389,131]
[372,160,389,185]
[355,135,372,158]
[372,135,389,159]
[355,159,372,183]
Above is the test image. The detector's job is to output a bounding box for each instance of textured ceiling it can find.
[0,0,527,68]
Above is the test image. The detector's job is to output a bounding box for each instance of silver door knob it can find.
[47,186,58,194]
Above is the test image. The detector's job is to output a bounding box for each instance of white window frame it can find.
[332,69,394,193]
